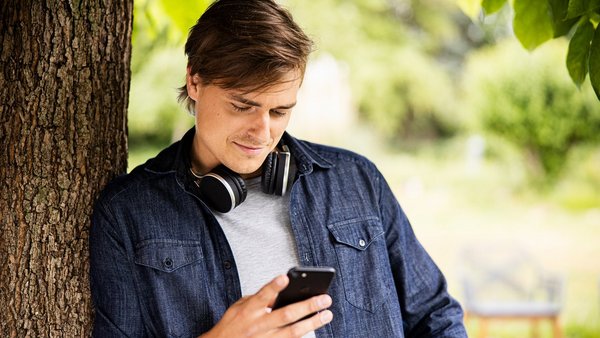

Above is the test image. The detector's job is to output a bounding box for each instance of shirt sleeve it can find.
[89,200,147,337]
[376,170,468,337]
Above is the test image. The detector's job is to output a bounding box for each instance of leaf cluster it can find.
[458,0,600,100]
[462,40,600,182]
[131,0,210,74]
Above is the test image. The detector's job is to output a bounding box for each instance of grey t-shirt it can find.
[214,176,301,296]
[214,176,316,337]
[213,177,317,338]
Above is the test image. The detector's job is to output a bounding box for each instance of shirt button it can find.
[224,260,232,270]
[163,257,174,269]
[358,239,366,247]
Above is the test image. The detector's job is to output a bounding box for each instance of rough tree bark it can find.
[0,1,133,336]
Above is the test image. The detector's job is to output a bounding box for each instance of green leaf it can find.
[482,0,507,14]
[590,24,600,100]
[159,0,211,40]
[513,0,555,50]
[567,0,600,19]
[458,0,483,20]
[548,0,579,37]
[567,20,595,86]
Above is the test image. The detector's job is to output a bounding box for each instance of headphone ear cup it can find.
[218,166,247,204]
[197,165,247,213]
[261,150,293,196]
[273,151,289,196]
[261,152,277,195]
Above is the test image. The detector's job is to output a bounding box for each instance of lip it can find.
[234,142,265,156]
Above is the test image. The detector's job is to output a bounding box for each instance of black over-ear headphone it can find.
[190,145,295,213]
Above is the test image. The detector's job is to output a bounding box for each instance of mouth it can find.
[233,142,266,156]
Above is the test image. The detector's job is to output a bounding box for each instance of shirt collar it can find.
[280,132,333,175]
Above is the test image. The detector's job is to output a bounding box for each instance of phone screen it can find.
[272,266,335,310]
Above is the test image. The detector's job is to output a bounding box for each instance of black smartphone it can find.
[272,266,336,310]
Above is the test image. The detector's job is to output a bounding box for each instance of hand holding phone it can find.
[201,272,333,338]
[272,266,335,310]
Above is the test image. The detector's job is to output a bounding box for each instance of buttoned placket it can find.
[178,171,243,309]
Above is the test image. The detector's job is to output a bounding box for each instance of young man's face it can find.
[187,70,302,177]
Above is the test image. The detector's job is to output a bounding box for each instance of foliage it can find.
[551,146,600,209]
[128,47,193,145]
[132,0,210,73]
[355,46,459,141]
[285,0,470,141]
[457,0,600,100]
[129,0,209,146]
[461,39,600,183]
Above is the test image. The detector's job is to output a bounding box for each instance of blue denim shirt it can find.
[90,128,467,337]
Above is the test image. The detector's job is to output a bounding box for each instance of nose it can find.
[247,110,270,142]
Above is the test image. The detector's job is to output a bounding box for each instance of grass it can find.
[129,128,600,337]
[378,152,600,337]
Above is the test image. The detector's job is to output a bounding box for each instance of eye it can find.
[271,110,288,117]
[231,103,252,112]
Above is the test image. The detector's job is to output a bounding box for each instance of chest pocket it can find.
[328,217,392,313]
[134,239,206,338]
[135,239,204,272]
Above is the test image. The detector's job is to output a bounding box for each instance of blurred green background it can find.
[128,0,600,336]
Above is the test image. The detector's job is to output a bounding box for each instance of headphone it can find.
[190,144,295,213]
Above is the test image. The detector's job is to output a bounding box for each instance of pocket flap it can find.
[327,217,384,251]
[134,239,203,273]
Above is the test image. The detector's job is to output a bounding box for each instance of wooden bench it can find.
[459,246,564,338]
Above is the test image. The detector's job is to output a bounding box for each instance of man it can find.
[89,0,467,337]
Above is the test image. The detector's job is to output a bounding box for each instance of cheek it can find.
[195,103,224,126]
[272,116,291,134]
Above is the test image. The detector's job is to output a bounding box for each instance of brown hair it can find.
[178,0,313,113]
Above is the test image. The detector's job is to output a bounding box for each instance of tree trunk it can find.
[0,1,133,336]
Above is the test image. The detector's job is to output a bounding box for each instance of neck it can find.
[239,169,261,180]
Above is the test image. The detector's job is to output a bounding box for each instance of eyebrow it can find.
[229,94,297,110]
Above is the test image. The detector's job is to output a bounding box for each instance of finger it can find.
[234,295,251,306]
[251,274,289,308]
[265,294,332,329]
[278,310,334,337]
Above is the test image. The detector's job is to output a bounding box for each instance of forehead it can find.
[225,71,303,101]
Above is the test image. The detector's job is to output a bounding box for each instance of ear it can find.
[186,67,203,102]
